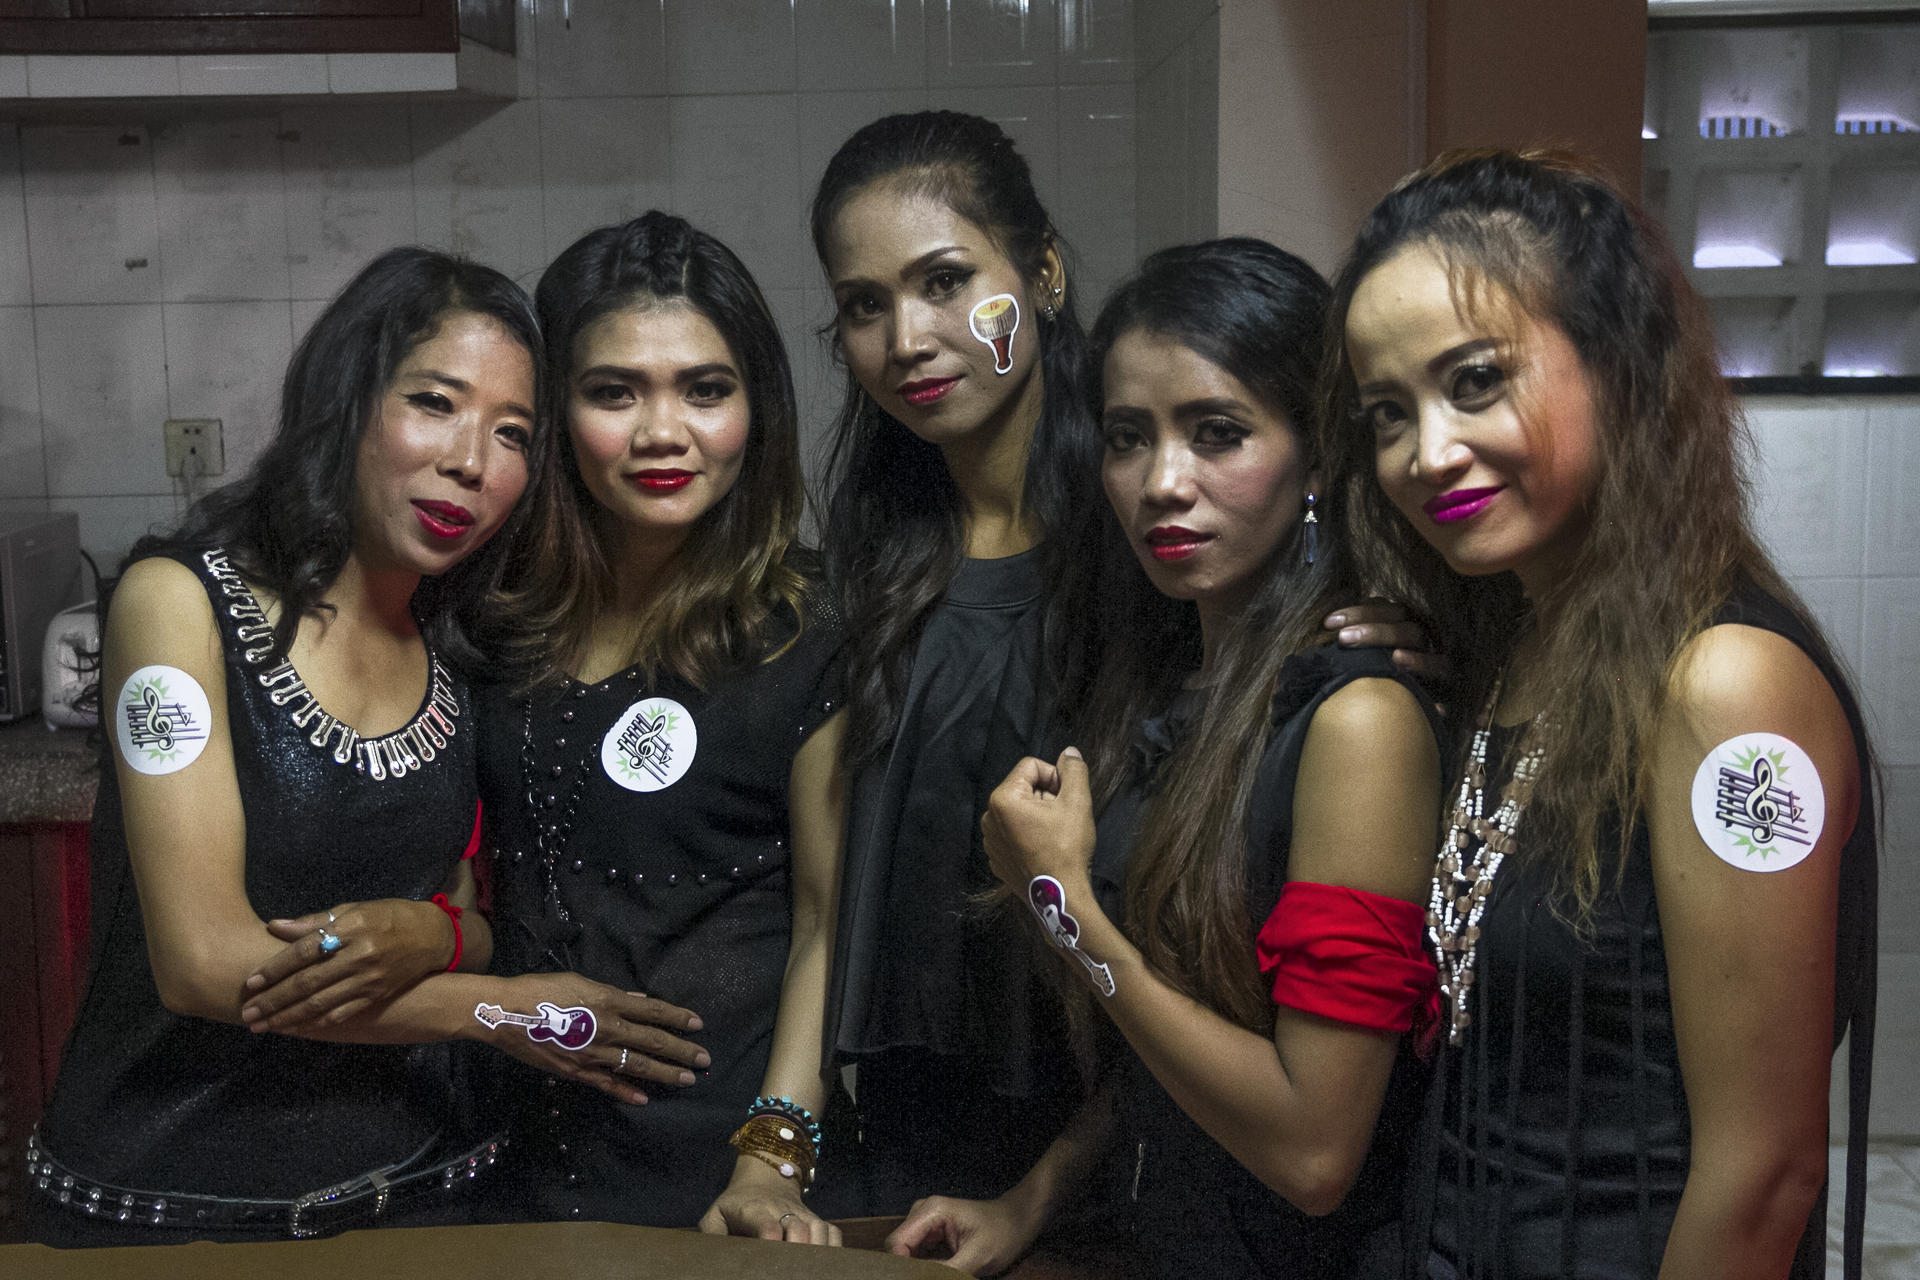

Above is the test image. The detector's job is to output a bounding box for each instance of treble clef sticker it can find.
[140,684,176,752]
[115,665,213,776]
[1690,732,1824,873]
[601,696,698,793]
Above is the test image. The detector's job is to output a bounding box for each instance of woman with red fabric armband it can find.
[886,238,1442,1279]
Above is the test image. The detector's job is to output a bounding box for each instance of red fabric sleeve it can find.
[461,799,484,860]
[1255,880,1440,1058]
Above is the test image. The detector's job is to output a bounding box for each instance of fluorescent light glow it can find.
[1694,245,1783,269]
[1823,365,1890,378]
[1700,114,1790,139]
[1827,241,1917,266]
[1837,113,1917,135]
[1643,126,1659,140]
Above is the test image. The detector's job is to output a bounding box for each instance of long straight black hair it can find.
[1080,237,1344,1031]
[130,246,544,671]
[809,110,1103,761]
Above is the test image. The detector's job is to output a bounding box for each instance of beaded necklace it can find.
[1428,671,1543,1047]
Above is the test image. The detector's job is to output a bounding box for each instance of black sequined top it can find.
[1414,583,1878,1279]
[478,592,846,1227]
[1092,646,1440,1280]
[39,548,480,1199]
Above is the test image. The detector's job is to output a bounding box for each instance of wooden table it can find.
[0,1218,1136,1278]
[0,1220,953,1279]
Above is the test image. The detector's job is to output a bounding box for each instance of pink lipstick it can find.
[1423,486,1504,524]
[899,377,960,407]
[413,500,474,539]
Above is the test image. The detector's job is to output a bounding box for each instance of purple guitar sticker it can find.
[1027,875,1115,997]
[473,1000,598,1051]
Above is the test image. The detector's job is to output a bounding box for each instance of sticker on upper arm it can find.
[1689,732,1824,873]
[114,664,213,775]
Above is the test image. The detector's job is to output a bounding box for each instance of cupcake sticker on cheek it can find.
[969,294,1020,375]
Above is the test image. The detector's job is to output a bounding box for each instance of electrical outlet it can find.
[164,418,224,479]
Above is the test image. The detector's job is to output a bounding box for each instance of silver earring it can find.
[1041,302,1057,321]
[1303,492,1319,566]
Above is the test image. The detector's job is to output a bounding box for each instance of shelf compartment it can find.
[1836,25,1920,136]
[1695,27,1812,138]
[1710,295,1802,378]
[1822,291,1920,377]
[1694,167,1804,269]
[1827,166,1920,266]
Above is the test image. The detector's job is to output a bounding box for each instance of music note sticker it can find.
[1689,732,1824,873]
[601,697,697,793]
[115,665,213,776]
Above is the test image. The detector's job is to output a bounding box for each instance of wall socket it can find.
[163,418,224,479]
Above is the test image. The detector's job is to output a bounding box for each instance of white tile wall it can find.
[0,125,30,307]
[538,96,673,264]
[0,0,1139,570]
[34,304,168,498]
[667,0,797,96]
[796,0,928,93]
[153,117,291,303]
[21,124,161,308]
[161,301,292,480]
[1746,402,1870,577]
[0,306,43,499]
[279,104,418,302]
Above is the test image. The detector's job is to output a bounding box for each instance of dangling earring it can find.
[1041,283,1062,322]
[1303,492,1319,566]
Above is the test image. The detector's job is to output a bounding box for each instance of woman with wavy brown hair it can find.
[1323,148,1877,1279]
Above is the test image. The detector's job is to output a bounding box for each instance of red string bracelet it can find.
[430,893,464,972]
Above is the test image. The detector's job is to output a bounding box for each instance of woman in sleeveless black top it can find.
[890,240,1444,1279]
[464,213,849,1242]
[1325,150,1877,1279]
[30,249,542,1246]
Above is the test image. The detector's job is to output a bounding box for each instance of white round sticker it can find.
[1689,732,1824,873]
[114,664,214,776]
[600,697,697,793]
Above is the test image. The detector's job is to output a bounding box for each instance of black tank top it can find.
[38,548,480,1198]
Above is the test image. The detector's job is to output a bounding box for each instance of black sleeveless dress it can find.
[476,594,845,1227]
[1092,646,1441,1279]
[32,548,484,1243]
[1413,584,1878,1279]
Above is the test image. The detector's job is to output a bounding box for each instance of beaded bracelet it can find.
[729,1115,816,1191]
[747,1095,823,1159]
[429,893,464,972]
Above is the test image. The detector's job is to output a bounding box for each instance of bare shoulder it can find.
[105,556,221,672]
[1664,623,1846,745]
[1307,676,1437,767]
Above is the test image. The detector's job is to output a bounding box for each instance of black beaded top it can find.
[38,548,480,1200]
[478,592,846,1227]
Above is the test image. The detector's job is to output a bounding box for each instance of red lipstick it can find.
[899,377,960,407]
[413,500,474,539]
[1145,525,1211,562]
[632,469,694,492]
[1423,486,1504,524]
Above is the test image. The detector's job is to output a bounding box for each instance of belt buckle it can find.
[287,1173,371,1240]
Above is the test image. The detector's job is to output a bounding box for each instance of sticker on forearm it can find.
[114,665,212,775]
[969,294,1020,375]
[1028,875,1116,997]
[1689,732,1824,872]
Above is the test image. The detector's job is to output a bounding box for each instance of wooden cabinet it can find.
[0,0,516,55]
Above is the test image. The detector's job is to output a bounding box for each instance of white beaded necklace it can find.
[1428,673,1543,1047]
